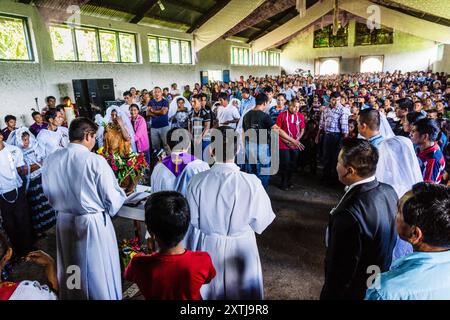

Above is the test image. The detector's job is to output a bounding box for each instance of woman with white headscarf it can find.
[376,135,423,264]
[230,98,241,113]
[169,96,192,129]
[100,106,137,154]
[7,127,57,236]
[94,113,105,148]
[379,112,395,139]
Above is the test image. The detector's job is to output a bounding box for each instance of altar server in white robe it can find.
[42,118,126,300]
[37,109,69,158]
[185,126,276,300]
[151,127,209,196]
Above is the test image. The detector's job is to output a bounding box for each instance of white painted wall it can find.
[0,1,280,126]
[281,20,447,75]
[434,44,450,73]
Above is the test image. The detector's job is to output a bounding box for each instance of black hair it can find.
[414,118,441,142]
[32,111,41,119]
[218,92,229,101]
[62,96,71,101]
[358,108,380,131]
[406,111,426,125]
[277,93,287,100]
[211,126,239,162]
[69,117,99,142]
[331,92,341,99]
[241,88,250,94]
[4,115,16,123]
[340,138,379,178]
[192,94,201,101]
[128,103,140,111]
[144,191,190,248]
[398,98,413,112]
[264,86,273,94]
[166,127,190,151]
[55,105,65,113]
[45,96,56,103]
[123,91,132,97]
[176,97,185,104]
[44,109,58,122]
[255,93,268,106]
[402,183,450,247]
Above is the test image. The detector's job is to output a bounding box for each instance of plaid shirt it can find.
[319,104,350,134]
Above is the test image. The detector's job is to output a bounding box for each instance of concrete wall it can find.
[0,1,280,126]
[433,44,450,73]
[281,20,446,75]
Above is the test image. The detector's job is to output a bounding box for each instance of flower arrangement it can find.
[119,237,147,268]
[97,146,147,192]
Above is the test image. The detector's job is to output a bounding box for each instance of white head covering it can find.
[376,136,423,198]
[103,105,137,152]
[211,101,221,115]
[94,114,104,126]
[379,112,395,139]
[94,114,105,148]
[168,96,192,120]
[7,127,36,149]
[230,98,241,111]
[6,127,45,161]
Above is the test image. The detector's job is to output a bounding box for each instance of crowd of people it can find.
[1,69,450,300]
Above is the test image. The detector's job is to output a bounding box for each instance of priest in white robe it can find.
[185,126,275,300]
[151,127,210,196]
[42,118,126,300]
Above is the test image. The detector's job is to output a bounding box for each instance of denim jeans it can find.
[244,142,271,189]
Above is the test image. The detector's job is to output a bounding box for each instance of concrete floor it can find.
[8,171,343,300]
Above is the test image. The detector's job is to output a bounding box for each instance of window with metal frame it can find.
[148,35,193,64]
[231,46,251,66]
[253,51,279,66]
[49,23,138,63]
[0,14,34,61]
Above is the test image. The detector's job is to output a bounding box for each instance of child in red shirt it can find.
[124,191,216,300]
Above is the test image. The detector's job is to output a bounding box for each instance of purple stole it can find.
[161,152,197,178]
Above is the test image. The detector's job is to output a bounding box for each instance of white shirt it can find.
[0,143,24,194]
[217,104,240,129]
[37,127,69,159]
[344,175,376,194]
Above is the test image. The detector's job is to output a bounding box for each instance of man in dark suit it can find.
[320,139,398,300]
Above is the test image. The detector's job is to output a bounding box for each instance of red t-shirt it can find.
[276,110,305,149]
[124,250,216,300]
[0,282,19,300]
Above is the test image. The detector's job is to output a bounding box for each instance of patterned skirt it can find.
[26,174,57,234]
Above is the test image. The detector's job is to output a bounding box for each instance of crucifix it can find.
[173,154,183,174]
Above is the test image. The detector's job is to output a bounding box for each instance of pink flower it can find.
[127,160,133,166]
[112,165,118,172]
